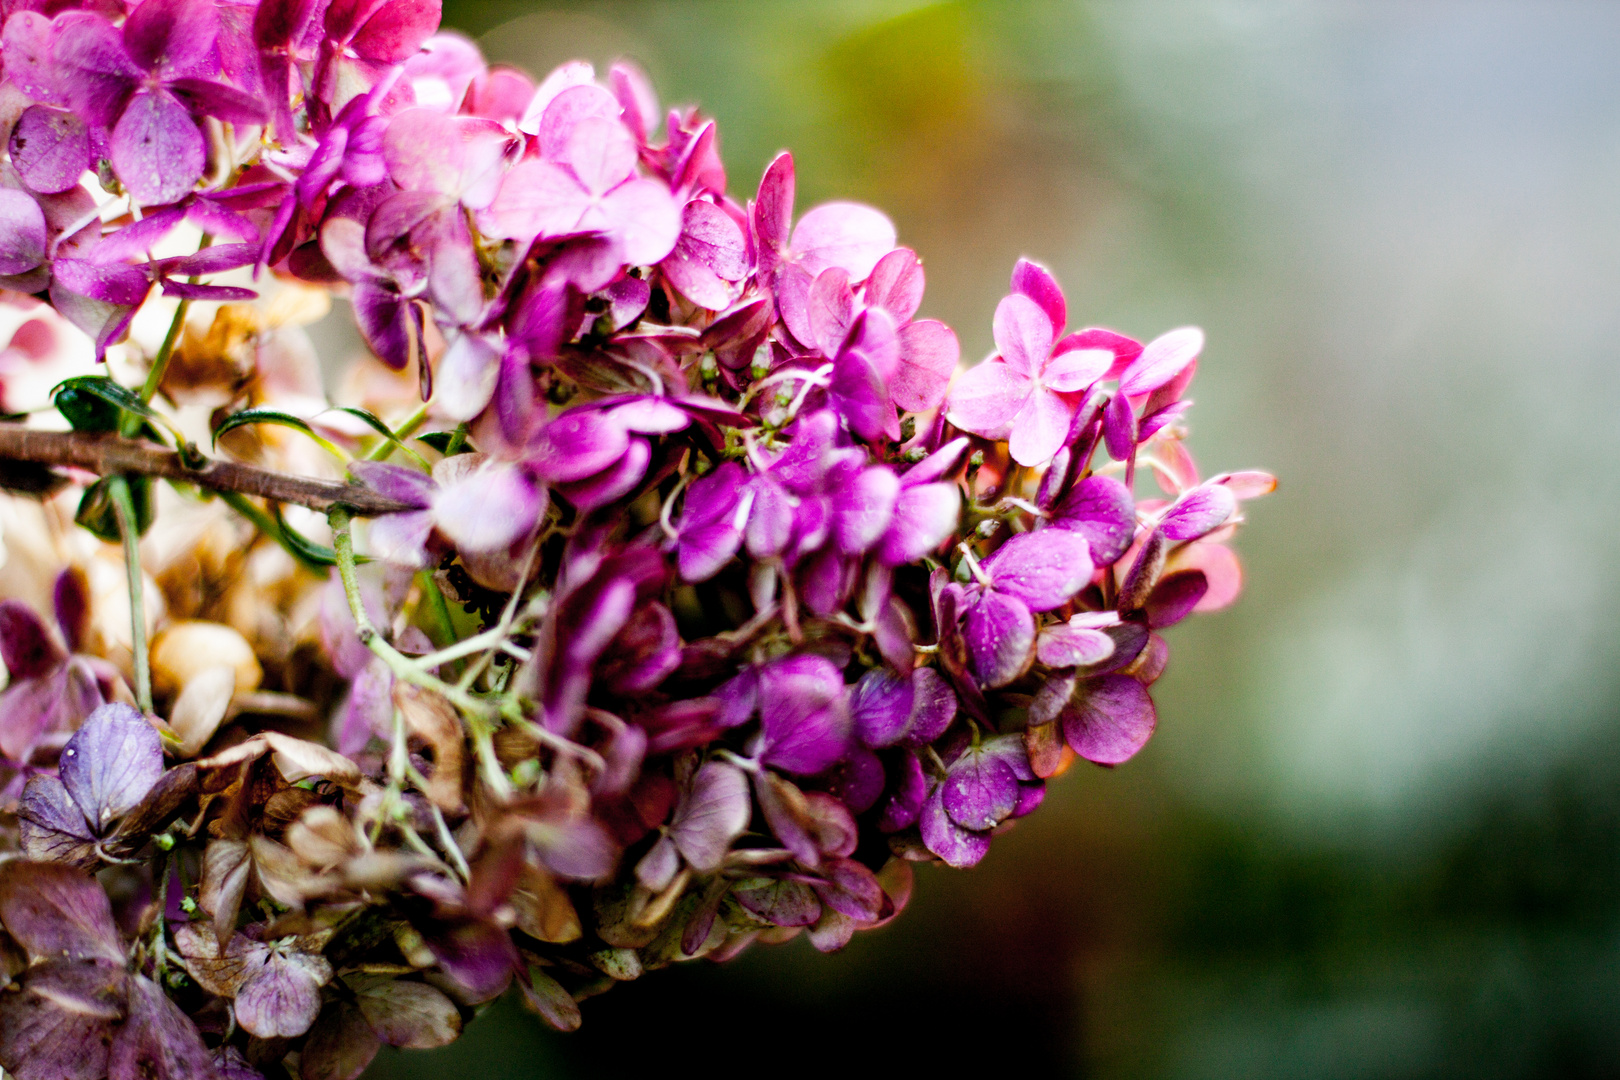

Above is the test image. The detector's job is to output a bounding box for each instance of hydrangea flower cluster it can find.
[0,1,1273,1077]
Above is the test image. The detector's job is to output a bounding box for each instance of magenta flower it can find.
[956,529,1095,688]
[946,259,1140,466]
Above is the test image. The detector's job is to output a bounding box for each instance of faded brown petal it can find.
[509,865,582,945]
[299,1000,380,1080]
[391,682,466,812]
[286,805,361,869]
[200,838,251,939]
[350,974,462,1049]
[168,665,235,758]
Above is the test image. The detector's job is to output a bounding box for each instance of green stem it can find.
[365,402,430,461]
[218,491,330,572]
[108,475,151,712]
[330,507,513,799]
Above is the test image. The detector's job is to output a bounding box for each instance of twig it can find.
[0,426,416,515]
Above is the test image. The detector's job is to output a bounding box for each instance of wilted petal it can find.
[963,589,1035,689]
[734,877,821,927]
[423,919,516,1001]
[984,530,1093,612]
[108,975,215,1080]
[1061,674,1156,765]
[812,857,884,922]
[0,959,125,1080]
[235,952,324,1039]
[918,783,990,868]
[18,775,98,868]
[670,761,750,872]
[168,665,236,758]
[59,703,162,832]
[352,976,462,1049]
[300,1000,381,1080]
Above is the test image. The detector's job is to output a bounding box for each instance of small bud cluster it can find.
[0,1,1273,1077]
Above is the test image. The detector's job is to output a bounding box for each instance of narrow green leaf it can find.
[330,407,430,468]
[53,375,165,437]
[75,475,154,541]
[212,408,347,461]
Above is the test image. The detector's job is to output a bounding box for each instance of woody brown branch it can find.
[0,424,417,516]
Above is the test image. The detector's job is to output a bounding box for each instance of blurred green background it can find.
[367,2,1620,1077]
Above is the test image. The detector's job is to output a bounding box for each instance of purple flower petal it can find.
[0,189,47,277]
[1051,475,1136,566]
[110,89,205,206]
[984,529,1093,612]
[676,462,747,582]
[9,107,89,195]
[59,703,162,832]
[0,599,64,680]
[0,860,125,963]
[963,589,1036,689]
[992,292,1054,380]
[1103,389,1136,463]
[866,246,925,323]
[527,407,630,483]
[1159,484,1237,541]
[122,0,218,76]
[876,748,928,832]
[752,151,794,273]
[662,198,747,309]
[1145,569,1208,628]
[1036,617,1118,668]
[904,667,957,746]
[825,744,885,814]
[669,761,750,873]
[53,14,138,128]
[348,461,434,507]
[2,13,66,105]
[919,783,990,868]
[1060,674,1156,765]
[848,668,913,749]
[555,435,650,512]
[18,774,99,868]
[942,746,1019,831]
[878,481,959,566]
[423,919,516,1002]
[833,466,899,554]
[756,655,851,775]
[431,458,543,554]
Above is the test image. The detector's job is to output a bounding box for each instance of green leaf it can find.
[415,430,477,456]
[75,475,153,541]
[272,507,340,566]
[212,408,346,460]
[54,376,147,433]
[331,407,430,468]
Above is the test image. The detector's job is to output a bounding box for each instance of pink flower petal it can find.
[1009,257,1066,335]
[991,292,1054,380]
[1119,325,1204,397]
[944,357,1030,441]
[789,200,895,280]
[866,246,924,323]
